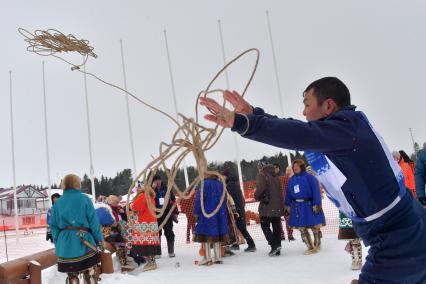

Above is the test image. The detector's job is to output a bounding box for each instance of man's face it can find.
[303,89,331,121]
[274,166,280,175]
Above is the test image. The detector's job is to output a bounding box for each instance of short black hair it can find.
[273,163,280,169]
[304,77,351,109]
[152,175,162,182]
[51,193,60,204]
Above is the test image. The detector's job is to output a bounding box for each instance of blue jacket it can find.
[155,184,176,209]
[194,178,229,237]
[49,189,103,258]
[415,149,426,198]
[232,105,426,283]
[286,172,325,227]
[95,204,115,226]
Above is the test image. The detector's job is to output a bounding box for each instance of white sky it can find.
[1,0,425,187]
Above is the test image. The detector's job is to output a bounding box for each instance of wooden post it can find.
[28,261,41,284]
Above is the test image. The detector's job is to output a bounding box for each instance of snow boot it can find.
[167,240,175,258]
[300,228,317,255]
[198,243,213,266]
[350,238,362,270]
[213,242,223,264]
[66,272,80,284]
[82,267,97,284]
[142,257,157,272]
[312,228,322,251]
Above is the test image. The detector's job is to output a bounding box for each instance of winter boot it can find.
[350,238,362,270]
[142,257,157,272]
[198,243,213,266]
[167,240,175,258]
[300,228,317,255]
[312,228,322,251]
[351,280,359,284]
[230,243,240,250]
[213,242,223,264]
[244,239,256,252]
[82,267,97,284]
[66,272,80,284]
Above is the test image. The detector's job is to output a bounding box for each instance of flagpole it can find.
[9,70,19,241]
[266,10,292,167]
[119,40,138,179]
[163,29,190,188]
[82,65,96,202]
[41,62,52,206]
[217,19,245,190]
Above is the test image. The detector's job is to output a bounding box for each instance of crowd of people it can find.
[46,77,426,284]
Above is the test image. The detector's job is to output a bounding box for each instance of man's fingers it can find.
[204,114,218,123]
[199,97,222,112]
[223,90,239,107]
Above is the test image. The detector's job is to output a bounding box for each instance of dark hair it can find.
[152,175,162,183]
[399,150,413,163]
[292,159,306,172]
[304,77,351,109]
[273,163,281,169]
[51,193,60,204]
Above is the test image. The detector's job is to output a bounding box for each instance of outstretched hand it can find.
[199,90,252,128]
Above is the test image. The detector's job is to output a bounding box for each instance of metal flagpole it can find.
[119,40,138,179]
[266,10,292,167]
[41,62,52,206]
[9,70,19,241]
[217,19,245,190]
[82,66,96,202]
[163,29,190,188]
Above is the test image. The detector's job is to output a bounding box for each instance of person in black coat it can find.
[222,166,256,252]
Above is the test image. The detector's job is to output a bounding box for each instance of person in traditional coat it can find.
[285,159,326,255]
[127,184,161,272]
[193,174,230,265]
[49,174,103,284]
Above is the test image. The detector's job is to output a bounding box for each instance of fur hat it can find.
[61,174,81,190]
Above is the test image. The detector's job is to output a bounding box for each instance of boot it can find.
[66,272,80,284]
[117,247,135,272]
[167,240,175,258]
[213,242,223,264]
[351,280,359,284]
[244,239,256,252]
[350,239,362,270]
[300,228,317,255]
[198,243,213,265]
[142,257,157,272]
[312,228,322,251]
[82,267,97,284]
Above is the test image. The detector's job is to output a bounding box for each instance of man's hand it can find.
[312,205,322,214]
[284,207,290,217]
[199,97,235,128]
[223,90,253,115]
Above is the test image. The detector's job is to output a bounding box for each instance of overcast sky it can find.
[1,0,425,188]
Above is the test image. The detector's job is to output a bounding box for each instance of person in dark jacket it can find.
[286,159,325,255]
[46,193,60,242]
[222,166,256,252]
[254,163,284,256]
[199,77,426,283]
[152,175,178,258]
[415,149,426,206]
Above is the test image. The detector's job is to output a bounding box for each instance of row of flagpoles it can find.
[6,11,290,239]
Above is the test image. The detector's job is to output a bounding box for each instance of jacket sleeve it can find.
[415,152,426,198]
[254,174,267,201]
[49,205,59,243]
[231,111,357,153]
[86,198,104,242]
[285,179,292,207]
[308,174,322,206]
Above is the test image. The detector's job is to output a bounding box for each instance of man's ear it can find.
[324,99,338,115]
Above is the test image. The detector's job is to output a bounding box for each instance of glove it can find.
[418,197,426,206]
[312,205,322,214]
[283,207,290,217]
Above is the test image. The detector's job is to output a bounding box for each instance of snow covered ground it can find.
[42,233,365,284]
[1,198,364,283]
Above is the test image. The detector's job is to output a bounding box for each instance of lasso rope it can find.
[18,28,259,230]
